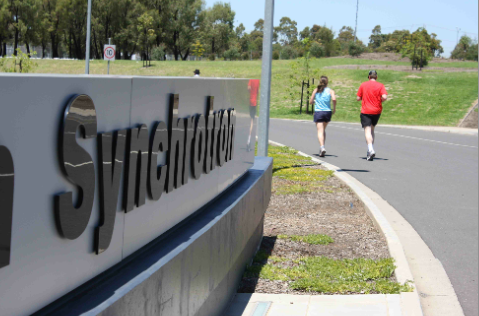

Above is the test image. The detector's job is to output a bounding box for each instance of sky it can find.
[204,0,478,57]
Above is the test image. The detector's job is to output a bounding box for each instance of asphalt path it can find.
[269,118,478,316]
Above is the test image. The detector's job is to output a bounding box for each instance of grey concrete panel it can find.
[33,157,272,316]
[0,75,131,316]
[0,74,256,316]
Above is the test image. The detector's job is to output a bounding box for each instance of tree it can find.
[278,17,298,45]
[191,40,205,58]
[162,0,203,61]
[369,25,383,49]
[299,27,310,41]
[348,41,364,57]
[451,35,476,60]
[200,2,235,57]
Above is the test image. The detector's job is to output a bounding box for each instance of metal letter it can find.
[96,130,126,254]
[227,109,236,161]
[149,122,168,201]
[124,125,149,213]
[211,111,221,170]
[55,95,97,240]
[0,146,14,269]
[192,115,206,180]
[182,116,195,185]
[217,110,228,167]
[204,97,214,174]
[166,94,185,192]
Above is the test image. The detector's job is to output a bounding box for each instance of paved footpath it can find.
[268,119,478,316]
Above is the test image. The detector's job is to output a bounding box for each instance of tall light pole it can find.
[85,0,92,74]
[257,0,275,157]
[354,0,359,42]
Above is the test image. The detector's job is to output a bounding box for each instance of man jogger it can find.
[357,70,388,161]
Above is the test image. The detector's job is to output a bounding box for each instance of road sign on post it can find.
[104,45,116,61]
[104,44,115,75]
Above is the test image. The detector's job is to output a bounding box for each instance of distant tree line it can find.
[450,35,478,61]
[0,0,459,62]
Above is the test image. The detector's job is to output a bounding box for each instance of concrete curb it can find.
[268,139,424,316]
[271,118,478,136]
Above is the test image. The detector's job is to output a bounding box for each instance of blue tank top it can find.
[314,88,332,112]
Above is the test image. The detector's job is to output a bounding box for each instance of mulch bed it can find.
[238,164,391,295]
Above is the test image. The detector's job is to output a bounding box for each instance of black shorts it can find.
[249,106,257,118]
[360,113,381,128]
[314,111,332,123]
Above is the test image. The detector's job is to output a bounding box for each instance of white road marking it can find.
[330,124,478,149]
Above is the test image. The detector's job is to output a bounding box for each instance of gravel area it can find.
[238,164,391,295]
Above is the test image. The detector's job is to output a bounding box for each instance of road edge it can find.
[269,139,463,316]
[271,118,478,136]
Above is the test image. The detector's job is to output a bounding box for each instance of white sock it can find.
[247,135,251,144]
[321,145,325,150]
[368,144,374,152]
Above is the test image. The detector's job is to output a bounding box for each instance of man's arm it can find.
[331,90,337,114]
[381,94,388,102]
[357,85,362,101]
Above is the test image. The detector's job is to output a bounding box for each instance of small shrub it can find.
[208,53,215,61]
[241,52,250,60]
[280,46,298,60]
[309,42,324,58]
[349,42,365,58]
[252,52,261,60]
[224,47,241,61]
[273,51,280,60]
[151,46,165,61]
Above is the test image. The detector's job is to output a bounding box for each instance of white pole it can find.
[354,0,359,42]
[107,38,111,75]
[257,0,275,157]
[85,0,92,74]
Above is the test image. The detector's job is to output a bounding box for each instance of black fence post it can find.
[306,80,310,114]
[300,80,304,115]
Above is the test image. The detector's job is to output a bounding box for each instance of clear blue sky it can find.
[204,0,478,57]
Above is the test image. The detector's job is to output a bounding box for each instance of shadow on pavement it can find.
[338,169,370,173]
[237,236,278,294]
[312,154,339,158]
[360,157,389,161]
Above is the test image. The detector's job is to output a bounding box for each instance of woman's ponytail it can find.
[317,76,329,93]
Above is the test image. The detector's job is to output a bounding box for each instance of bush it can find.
[273,51,280,60]
[241,52,250,60]
[224,47,241,61]
[280,46,298,60]
[309,42,324,58]
[151,46,165,61]
[252,52,261,60]
[348,42,365,58]
[208,54,216,61]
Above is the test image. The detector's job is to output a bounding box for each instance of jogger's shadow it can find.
[360,157,389,161]
[313,154,339,158]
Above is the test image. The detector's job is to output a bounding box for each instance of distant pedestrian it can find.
[193,69,200,77]
[247,79,260,151]
[356,70,388,161]
[310,76,336,157]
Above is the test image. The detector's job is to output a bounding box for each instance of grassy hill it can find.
[29,57,478,126]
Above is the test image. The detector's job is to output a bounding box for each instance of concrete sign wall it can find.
[0,74,256,316]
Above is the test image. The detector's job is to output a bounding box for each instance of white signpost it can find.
[104,43,116,74]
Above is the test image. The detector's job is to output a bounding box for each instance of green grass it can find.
[28,57,478,126]
[245,252,413,294]
[266,145,333,195]
[278,234,335,245]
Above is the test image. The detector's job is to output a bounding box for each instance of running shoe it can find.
[320,148,326,157]
[367,151,376,161]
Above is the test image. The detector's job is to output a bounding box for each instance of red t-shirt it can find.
[248,79,260,106]
[357,80,387,115]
